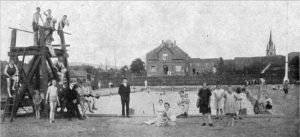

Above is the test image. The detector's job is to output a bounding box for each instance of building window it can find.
[150,66,156,72]
[162,54,168,60]
[175,65,182,72]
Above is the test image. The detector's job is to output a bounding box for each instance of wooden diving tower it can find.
[6,26,71,122]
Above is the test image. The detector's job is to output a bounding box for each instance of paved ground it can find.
[1,85,299,137]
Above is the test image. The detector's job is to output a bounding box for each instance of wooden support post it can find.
[39,27,46,47]
[35,66,40,89]
[60,32,70,87]
[10,29,17,52]
[27,57,41,81]
[46,56,58,80]
[9,84,26,122]
[40,55,49,100]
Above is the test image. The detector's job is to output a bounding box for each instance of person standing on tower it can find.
[57,15,69,45]
[32,7,43,46]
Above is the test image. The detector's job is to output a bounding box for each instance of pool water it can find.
[88,89,254,116]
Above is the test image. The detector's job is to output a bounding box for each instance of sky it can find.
[1,1,300,67]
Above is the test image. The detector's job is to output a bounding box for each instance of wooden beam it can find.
[8,50,43,56]
[8,48,64,56]
[9,27,71,35]
[52,44,70,47]
[9,27,33,34]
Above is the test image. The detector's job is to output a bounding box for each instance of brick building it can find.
[146,40,190,76]
[146,32,288,77]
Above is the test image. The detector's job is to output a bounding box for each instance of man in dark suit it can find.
[118,78,131,117]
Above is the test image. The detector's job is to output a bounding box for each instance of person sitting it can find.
[76,83,93,119]
[86,81,98,110]
[263,94,273,111]
[54,56,67,85]
[144,102,176,127]
[82,82,95,112]
[4,60,19,98]
[156,99,165,116]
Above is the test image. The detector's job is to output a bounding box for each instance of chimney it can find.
[162,40,164,44]
[174,40,176,46]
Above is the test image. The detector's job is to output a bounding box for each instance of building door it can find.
[192,68,196,75]
[163,65,168,75]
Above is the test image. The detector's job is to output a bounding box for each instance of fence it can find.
[98,73,285,88]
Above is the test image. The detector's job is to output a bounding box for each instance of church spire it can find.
[266,30,276,56]
[269,30,273,46]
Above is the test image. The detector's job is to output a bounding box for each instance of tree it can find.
[217,57,224,75]
[289,56,300,80]
[130,58,145,76]
[120,65,129,76]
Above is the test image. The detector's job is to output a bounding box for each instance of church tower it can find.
[266,31,276,56]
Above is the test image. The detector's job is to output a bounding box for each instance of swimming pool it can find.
[88,88,254,116]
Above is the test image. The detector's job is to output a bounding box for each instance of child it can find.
[213,82,225,120]
[156,99,165,117]
[223,86,239,127]
[235,87,244,120]
[33,90,42,119]
[264,94,273,111]
[283,80,289,97]
[184,94,190,117]
[46,79,60,123]
[177,91,186,117]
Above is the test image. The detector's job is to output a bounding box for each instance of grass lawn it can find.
[1,85,299,137]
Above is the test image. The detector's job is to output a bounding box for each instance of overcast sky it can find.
[1,1,299,67]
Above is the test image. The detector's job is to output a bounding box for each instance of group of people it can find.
[115,77,286,127]
[31,79,98,123]
[198,80,275,127]
[32,7,69,56]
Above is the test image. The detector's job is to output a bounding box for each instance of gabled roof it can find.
[146,40,190,60]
